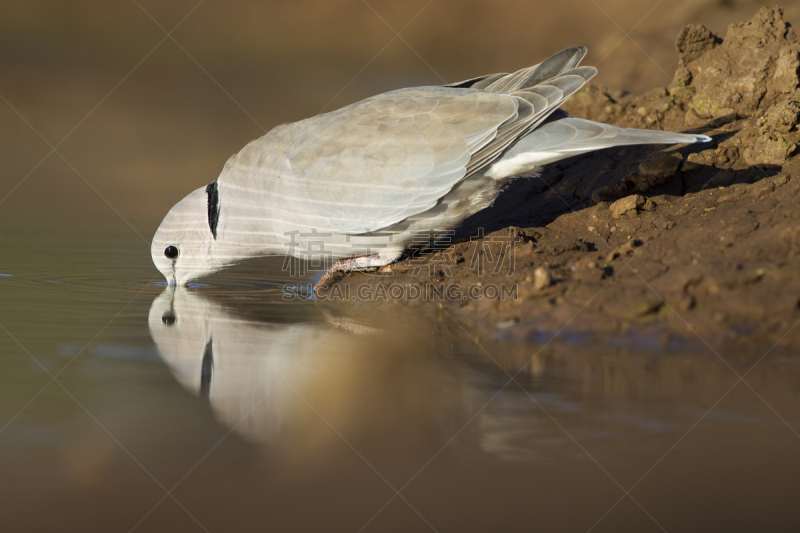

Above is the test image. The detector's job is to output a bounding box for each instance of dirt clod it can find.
[675,24,722,63]
[638,152,683,189]
[683,7,800,121]
[610,194,647,219]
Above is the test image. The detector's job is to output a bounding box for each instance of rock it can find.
[687,149,714,166]
[610,194,647,219]
[741,131,797,166]
[758,92,800,134]
[727,6,797,46]
[675,24,721,63]
[638,152,683,189]
[532,267,551,291]
[685,7,800,120]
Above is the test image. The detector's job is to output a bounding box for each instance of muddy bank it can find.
[326,7,800,346]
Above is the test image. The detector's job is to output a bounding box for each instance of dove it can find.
[151,46,711,288]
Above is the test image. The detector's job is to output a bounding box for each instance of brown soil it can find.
[326,7,800,346]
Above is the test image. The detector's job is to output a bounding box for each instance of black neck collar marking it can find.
[206,181,220,239]
[200,339,213,398]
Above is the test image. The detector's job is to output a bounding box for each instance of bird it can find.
[151,46,711,289]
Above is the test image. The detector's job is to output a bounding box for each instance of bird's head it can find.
[152,184,222,286]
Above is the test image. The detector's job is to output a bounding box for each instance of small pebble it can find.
[533,267,551,291]
[610,194,647,219]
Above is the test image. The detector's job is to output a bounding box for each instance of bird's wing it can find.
[282,87,518,234]
[231,47,595,234]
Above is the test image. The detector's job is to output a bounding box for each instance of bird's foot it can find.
[314,254,391,295]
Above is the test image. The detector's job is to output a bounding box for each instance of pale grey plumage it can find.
[152,46,711,286]
[148,290,339,442]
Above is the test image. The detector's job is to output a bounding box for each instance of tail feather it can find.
[487,115,712,178]
[521,116,712,153]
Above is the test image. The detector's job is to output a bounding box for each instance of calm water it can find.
[2,225,800,533]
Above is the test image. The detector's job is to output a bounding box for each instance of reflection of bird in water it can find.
[148,289,544,461]
[148,289,341,444]
[148,290,695,463]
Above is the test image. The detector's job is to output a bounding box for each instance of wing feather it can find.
[222,48,596,234]
[280,89,519,233]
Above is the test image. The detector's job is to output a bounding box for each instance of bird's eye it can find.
[164,245,179,259]
[161,312,176,326]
